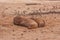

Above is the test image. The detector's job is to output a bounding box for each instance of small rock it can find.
[31,17,45,27]
[36,38,38,40]
[13,16,38,29]
[23,30,26,32]
[21,33,24,36]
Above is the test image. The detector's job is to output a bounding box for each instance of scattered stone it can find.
[36,38,38,40]
[12,34,15,36]
[21,33,24,36]
[51,30,53,32]
[28,31,31,32]
[23,30,26,32]
[54,17,56,19]
[12,29,15,32]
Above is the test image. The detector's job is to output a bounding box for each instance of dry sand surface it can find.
[0,2,60,40]
[0,0,60,3]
